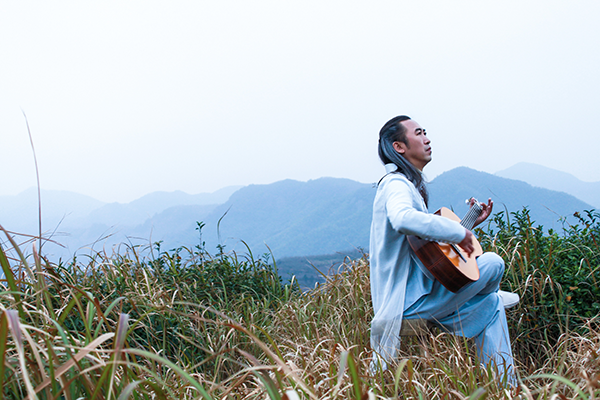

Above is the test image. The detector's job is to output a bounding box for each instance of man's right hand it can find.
[458,229,475,256]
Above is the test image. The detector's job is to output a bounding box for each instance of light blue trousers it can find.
[404,252,516,384]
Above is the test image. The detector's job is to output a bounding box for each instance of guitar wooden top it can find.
[408,207,482,292]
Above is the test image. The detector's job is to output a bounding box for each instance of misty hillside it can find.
[0,165,595,264]
[158,168,593,259]
[0,188,105,234]
[0,186,242,258]
[495,162,600,208]
[81,186,242,228]
[428,167,593,232]
[197,178,374,258]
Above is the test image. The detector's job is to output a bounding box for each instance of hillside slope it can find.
[198,178,374,258]
[495,162,600,208]
[428,167,592,232]
[1,168,594,262]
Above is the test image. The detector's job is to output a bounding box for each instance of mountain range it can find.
[428,167,592,231]
[0,164,596,266]
[495,162,600,208]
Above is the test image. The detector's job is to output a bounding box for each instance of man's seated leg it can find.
[403,252,516,383]
[474,297,517,386]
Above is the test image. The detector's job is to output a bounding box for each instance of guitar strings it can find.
[460,202,483,231]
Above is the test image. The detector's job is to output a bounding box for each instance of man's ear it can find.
[392,141,406,154]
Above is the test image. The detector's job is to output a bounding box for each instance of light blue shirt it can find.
[369,164,466,360]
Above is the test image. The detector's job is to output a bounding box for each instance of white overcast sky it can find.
[1,1,599,203]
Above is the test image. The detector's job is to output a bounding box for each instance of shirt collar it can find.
[384,163,398,173]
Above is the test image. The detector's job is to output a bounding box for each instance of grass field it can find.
[0,207,599,399]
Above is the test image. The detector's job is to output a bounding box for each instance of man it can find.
[369,115,518,384]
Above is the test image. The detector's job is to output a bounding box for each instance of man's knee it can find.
[478,252,505,281]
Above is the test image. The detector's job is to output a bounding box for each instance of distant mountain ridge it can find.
[428,167,592,232]
[0,165,595,263]
[145,168,592,258]
[495,162,600,208]
[82,186,241,228]
[0,186,241,229]
[198,177,374,258]
[0,186,241,257]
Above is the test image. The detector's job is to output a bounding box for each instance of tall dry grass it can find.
[479,208,600,377]
[0,207,599,399]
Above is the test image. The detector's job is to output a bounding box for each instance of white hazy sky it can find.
[1,1,599,203]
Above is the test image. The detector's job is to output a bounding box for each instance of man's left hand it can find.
[471,197,493,228]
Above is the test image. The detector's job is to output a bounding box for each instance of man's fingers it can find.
[464,244,474,257]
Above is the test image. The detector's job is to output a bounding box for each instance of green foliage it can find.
[2,209,600,398]
[149,243,290,310]
[0,222,298,398]
[59,240,298,377]
[478,207,600,366]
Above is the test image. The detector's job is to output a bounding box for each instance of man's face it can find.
[392,119,432,171]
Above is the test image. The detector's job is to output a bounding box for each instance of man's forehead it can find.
[400,119,424,132]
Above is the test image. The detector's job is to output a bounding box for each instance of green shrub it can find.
[478,207,600,366]
[57,241,298,373]
[2,211,600,398]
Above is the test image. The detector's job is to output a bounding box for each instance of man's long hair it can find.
[378,115,429,207]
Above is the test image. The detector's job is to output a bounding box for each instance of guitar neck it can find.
[460,201,483,231]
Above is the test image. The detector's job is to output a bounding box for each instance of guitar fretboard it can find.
[460,200,483,231]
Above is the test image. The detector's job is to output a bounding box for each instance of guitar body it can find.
[407,207,481,293]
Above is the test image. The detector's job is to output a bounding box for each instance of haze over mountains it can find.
[495,162,600,209]
[0,163,596,264]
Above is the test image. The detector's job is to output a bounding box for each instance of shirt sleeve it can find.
[382,176,466,244]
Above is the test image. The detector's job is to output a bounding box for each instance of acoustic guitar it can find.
[407,201,483,293]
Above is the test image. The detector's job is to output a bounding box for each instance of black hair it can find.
[378,115,428,206]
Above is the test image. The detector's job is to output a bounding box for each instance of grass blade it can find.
[33,333,115,395]
[125,348,214,400]
[346,351,363,400]
[5,310,36,399]
[0,241,25,320]
[526,373,588,399]
[0,311,9,400]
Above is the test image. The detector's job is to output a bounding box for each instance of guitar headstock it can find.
[465,197,483,212]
